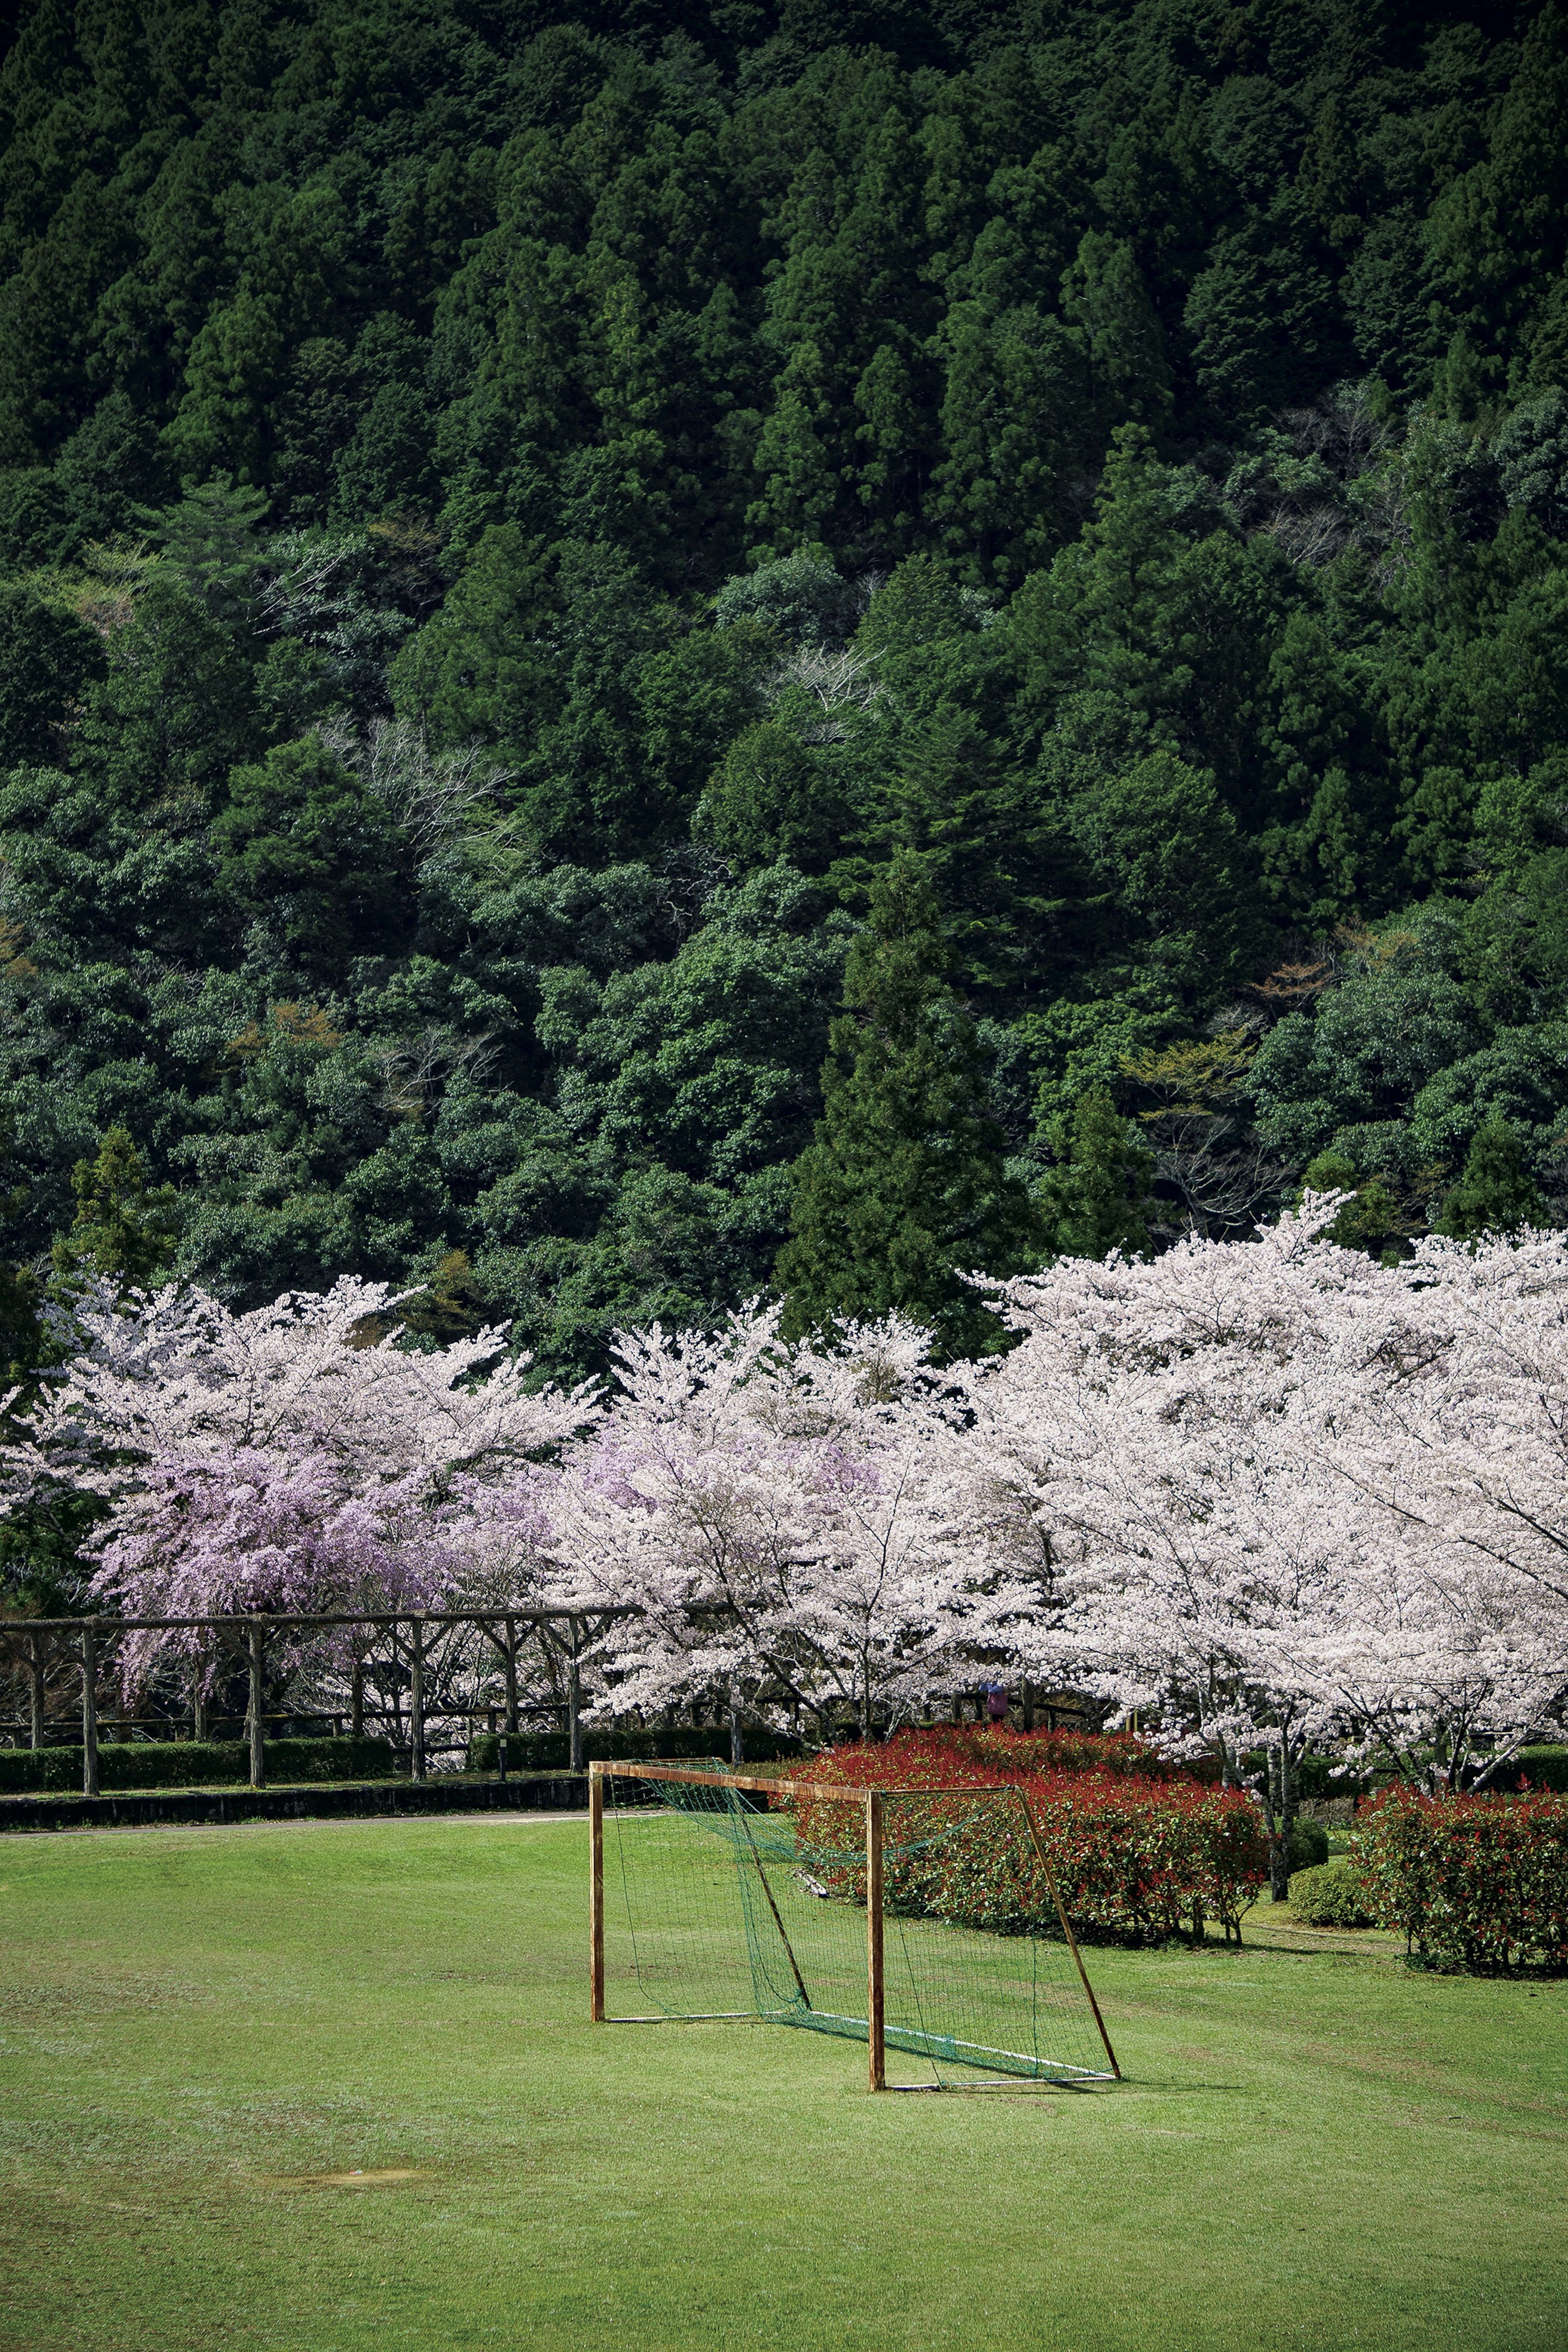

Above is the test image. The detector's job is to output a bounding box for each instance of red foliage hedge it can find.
[1351,1786,1568,1973]
[795,1726,1267,1945]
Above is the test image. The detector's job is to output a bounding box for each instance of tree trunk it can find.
[729,1679,744,1768]
[1267,1741,1290,1902]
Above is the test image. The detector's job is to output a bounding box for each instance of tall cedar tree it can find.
[1037,1087,1155,1261]
[775,857,1042,1357]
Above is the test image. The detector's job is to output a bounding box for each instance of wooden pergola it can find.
[0,1607,636,1795]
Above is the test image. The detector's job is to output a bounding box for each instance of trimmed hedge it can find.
[0,1736,397,1793]
[1498,1745,1568,1794]
[1289,1860,1376,1928]
[796,1728,1267,1945]
[1352,1786,1568,1972]
[890,1724,1191,1780]
[468,1724,803,1772]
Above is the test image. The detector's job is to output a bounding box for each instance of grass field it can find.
[2,1815,1565,2352]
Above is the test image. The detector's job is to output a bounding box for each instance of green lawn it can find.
[1,1817,1564,2352]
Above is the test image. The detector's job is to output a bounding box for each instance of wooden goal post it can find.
[587,1760,1120,2090]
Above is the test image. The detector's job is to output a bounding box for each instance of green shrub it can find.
[800,1730,1268,1945]
[1289,1818,1330,1870]
[1507,1746,1568,1793]
[1352,1786,1568,1971]
[0,1737,397,1793]
[1289,1860,1375,1928]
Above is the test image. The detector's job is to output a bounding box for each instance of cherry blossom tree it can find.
[956,1200,1568,1850]
[5,1276,590,1689]
[552,1303,1033,1756]
[7,1211,1565,1801]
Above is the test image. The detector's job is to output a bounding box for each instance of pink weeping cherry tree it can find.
[4,1276,592,1691]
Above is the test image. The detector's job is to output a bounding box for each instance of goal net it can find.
[591,1762,1119,2089]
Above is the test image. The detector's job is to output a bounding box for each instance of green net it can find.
[602,1767,1116,2088]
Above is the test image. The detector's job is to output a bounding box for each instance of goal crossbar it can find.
[588,1760,1120,2091]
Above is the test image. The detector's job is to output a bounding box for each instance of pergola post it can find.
[568,1617,584,1773]
[866,1789,884,2091]
[589,1762,605,2022]
[80,1626,99,1797]
[27,1633,45,1751]
[410,1617,426,1782]
[503,1615,519,1736]
[247,1620,266,1788]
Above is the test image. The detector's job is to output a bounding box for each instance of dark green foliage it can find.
[1507,1747,1568,1795]
[0,1737,399,1794]
[775,857,1042,1356]
[1289,1860,1375,1929]
[213,736,412,973]
[1298,1149,1418,1262]
[1037,1087,1154,1263]
[1290,1819,1332,1873]
[1436,1113,1546,1240]
[0,583,102,768]
[0,2,1564,1376]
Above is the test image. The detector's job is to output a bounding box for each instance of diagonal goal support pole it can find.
[1016,1789,1121,2080]
[737,1797,813,2012]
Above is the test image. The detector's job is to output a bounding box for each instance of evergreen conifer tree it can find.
[1037,1087,1155,1260]
[52,1127,178,1296]
[1436,1114,1547,1240]
[775,855,1042,1357]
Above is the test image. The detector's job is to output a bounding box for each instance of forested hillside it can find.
[2,0,1567,1390]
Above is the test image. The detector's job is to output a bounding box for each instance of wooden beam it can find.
[592,1761,990,1802]
[593,1760,853,1800]
[15,1606,638,1634]
[866,1788,885,2092]
[589,1762,605,2023]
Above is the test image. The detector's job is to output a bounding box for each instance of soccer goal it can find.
[589,1761,1120,2091]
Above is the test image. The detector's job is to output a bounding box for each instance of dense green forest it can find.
[2,0,1568,1396]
